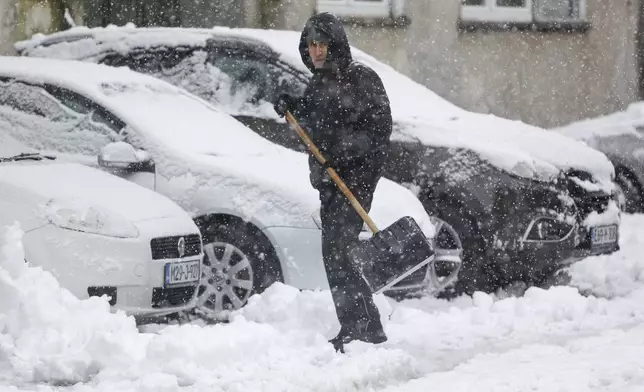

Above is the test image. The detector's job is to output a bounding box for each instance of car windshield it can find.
[98,81,284,157]
[0,133,44,160]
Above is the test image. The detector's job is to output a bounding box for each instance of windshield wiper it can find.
[0,152,57,163]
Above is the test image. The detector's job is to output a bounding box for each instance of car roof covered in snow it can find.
[553,102,644,142]
[15,25,616,187]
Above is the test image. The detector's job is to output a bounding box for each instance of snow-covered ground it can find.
[2,215,644,392]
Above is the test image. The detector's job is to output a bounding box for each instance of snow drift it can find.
[0,223,144,386]
[4,215,644,391]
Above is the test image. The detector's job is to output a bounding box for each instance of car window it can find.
[208,51,308,105]
[44,85,126,134]
[0,79,122,156]
[0,78,72,120]
[103,48,195,74]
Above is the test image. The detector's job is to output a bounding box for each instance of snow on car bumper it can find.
[22,218,202,318]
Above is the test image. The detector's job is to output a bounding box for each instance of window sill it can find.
[313,9,411,28]
[457,19,591,33]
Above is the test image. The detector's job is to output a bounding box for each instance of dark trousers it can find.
[318,167,384,335]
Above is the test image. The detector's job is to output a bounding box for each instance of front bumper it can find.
[491,198,620,284]
[22,223,202,318]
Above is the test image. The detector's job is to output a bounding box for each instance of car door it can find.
[0,77,156,190]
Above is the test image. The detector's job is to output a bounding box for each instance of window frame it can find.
[459,0,589,29]
[461,0,533,23]
[316,0,391,18]
[315,0,410,25]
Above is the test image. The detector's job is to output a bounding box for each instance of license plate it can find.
[591,225,618,245]
[164,260,201,286]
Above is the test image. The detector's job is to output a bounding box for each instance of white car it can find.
[0,133,203,320]
[0,56,460,317]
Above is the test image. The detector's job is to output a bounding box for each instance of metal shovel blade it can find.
[349,216,435,295]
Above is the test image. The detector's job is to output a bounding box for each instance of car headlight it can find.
[46,201,139,238]
[525,217,574,242]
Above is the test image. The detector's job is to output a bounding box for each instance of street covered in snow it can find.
[1,214,643,392]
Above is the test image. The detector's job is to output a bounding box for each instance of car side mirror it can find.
[98,142,152,171]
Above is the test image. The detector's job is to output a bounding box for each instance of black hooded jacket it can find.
[291,13,393,189]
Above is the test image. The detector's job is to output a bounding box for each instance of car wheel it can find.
[614,169,643,213]
[194,217,283,320]
[425,217,463,294]
[429,202,499,298]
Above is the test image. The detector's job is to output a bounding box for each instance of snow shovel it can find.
[284,111,436,295]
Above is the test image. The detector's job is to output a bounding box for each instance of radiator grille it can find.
[150,234,201,260]
[152,286,196,308]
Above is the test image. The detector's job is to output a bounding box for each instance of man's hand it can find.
[274,93,297,118]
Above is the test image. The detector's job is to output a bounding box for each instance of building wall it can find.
[276,0,639,128]
[82,0,258,29]
[0,0,83,55]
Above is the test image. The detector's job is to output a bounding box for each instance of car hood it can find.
[0,161,190,223]
[396,115,615,186]
[187,148,436,238]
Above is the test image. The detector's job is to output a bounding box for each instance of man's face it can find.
[308,41,328,69]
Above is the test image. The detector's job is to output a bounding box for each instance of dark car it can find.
[16,26,622,297]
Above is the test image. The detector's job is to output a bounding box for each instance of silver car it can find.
[553,103,644,213]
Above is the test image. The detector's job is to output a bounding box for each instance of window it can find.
[0,78,71,120]
[0,80,122,155]
[460,0,587,25]
[207,50,307,108]
[316,0,405,19]
[461,0,532,23]
[533,0,587,23]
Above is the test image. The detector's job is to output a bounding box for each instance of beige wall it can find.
[0,0,84,56]
[274,0,639,128]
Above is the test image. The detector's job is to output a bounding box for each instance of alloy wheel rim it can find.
[425,218,463,294]
[197,242,254,315]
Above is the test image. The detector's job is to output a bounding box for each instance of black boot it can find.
[328,326,351,353]
[349,318,388,345]
[329,321,388,353]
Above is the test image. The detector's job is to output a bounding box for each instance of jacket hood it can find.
[299,12,353,73]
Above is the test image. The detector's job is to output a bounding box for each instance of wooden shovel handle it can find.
[285,111,380,234]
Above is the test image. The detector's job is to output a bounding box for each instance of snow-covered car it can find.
[551,103,644,214]
[14,25,622,296]
[0,56,458,317]
[0,133,203,320]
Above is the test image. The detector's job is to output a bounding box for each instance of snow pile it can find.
[0,223,144,385]
[568,214,644,298]
[3,216,644,390]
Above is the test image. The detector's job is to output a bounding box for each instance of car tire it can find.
[429,202,499,298]
[193,216,283,320]
[614,168,643,213]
